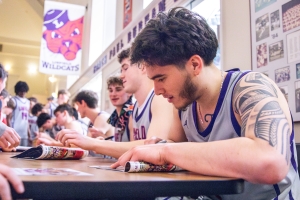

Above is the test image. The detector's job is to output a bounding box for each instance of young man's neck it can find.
[134,78,153,106]
[85,108,100,124]
[64,117,76,129]
[196,65,225,111]
[116,106,122,116]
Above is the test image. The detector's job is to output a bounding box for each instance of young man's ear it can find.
[188,55,204,76]
[81,100,87,107]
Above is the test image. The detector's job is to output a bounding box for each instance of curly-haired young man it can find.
[113,7,300,199]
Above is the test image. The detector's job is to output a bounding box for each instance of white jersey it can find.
[49,102,58,118]
[179,69,300,200]
[28,115,38,140]
[11,96,30,139]
[132,90,155,140]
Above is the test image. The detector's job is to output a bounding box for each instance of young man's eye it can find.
[158,78,165,82]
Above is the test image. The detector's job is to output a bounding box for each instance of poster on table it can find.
[250,0,300,121]
[39,1,85,75]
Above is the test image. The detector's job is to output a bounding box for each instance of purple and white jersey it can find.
[179,69,300,200]
[11,96,30,139]
[28,115,38,140]
[49,102,58,118]
[132,90,155,140]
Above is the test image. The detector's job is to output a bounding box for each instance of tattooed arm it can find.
[233,72,292,150]
[112,72,290,184]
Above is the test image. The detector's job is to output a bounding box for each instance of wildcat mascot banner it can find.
[39,1,85,75]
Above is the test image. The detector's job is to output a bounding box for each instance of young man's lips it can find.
[163,95,173,102]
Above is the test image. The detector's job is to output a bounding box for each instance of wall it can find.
[220,0,300,142]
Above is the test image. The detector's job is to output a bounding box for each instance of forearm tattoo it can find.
[233,73,290,163]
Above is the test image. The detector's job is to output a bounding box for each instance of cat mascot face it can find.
[43,10,84,61]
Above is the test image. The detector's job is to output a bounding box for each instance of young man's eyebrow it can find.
[149,74,165,80]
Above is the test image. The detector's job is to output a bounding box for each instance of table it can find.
[0,152,244,199]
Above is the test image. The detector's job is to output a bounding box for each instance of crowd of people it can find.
[0,6,299,200]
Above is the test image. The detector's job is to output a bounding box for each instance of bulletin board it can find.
[250,0,300,121]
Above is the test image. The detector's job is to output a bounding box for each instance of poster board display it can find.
[250,0,300,121]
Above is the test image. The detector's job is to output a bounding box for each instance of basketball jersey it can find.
[28,115,38,140]
[132,90,155,140]
[11,96,30,139]
[179,69,300,200]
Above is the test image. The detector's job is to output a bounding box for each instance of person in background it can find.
[106,76,133,142]
[7,81,30,146]
[44,96,57,118]
[0,89,12,125]
[36,112,60,142]
[73,90,114,139]
[57,89,70,105]
[31,103,46,118]
[37,104,86,147]
[56,48,174,158]
[27,97,38,146]
[0,63,24,199]
[112,7,300,199]
[71,107,88,136]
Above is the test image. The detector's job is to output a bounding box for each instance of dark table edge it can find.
[11,178,244,199]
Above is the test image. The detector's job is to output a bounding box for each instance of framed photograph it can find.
[282,0,300,33]
[250,0,300,121]
[269,40,284,62]
[287,29,300,64]
[275,66,290,83]
[255,13,270,42]
[256,43,268,68]
[279,85,288,102]
[270,10,280,31]
[296,63,300,79]
[255,0,277,12]
[295,80,300,112]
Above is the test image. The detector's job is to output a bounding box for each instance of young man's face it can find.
[0,96,9,108]
[54,111,67,126]
[108,84,130,108]
[58,94,69,105]
[42,119,54,129]
[120,58,143,94]
[75,101,86,118]
[29,100,36,110]
[0,78,7,93]
[17,91,27,98]
[146,64,198,110]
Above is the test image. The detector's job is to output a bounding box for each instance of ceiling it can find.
[0,0,89,99]
[0,0,44,65]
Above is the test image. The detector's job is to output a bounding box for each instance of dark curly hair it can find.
[14,81,29,94]
[54,103,74,116]
[117,48,130,64]
[107,76,123,88]
[73,90,98,109]
[130,7,218,68]
[37,112,51,128]
[31,103,44,116]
